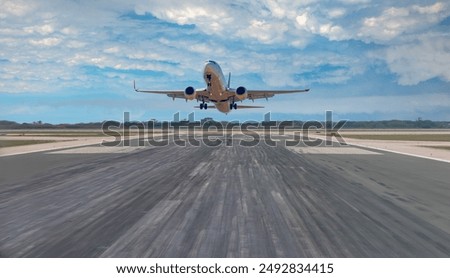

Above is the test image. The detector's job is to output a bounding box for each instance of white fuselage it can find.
[203,61,231,113]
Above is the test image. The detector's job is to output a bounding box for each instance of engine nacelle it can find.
[235,86,247,100]
[184,86,196,100]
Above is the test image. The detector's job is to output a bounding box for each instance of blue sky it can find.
[0,0,449,123]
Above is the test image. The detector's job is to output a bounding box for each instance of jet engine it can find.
[235,86,247,100]
[184,86,196,100]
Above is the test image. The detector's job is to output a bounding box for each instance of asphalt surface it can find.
[0,137,449,257]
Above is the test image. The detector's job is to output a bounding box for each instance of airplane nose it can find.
[204,63,214,72]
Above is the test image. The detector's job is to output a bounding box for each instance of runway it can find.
[0,137,449,257]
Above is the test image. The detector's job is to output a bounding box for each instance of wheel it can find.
[230,103,233,110]
[200,103,204,109]
[204,103,208,110]
[233,103,237,110]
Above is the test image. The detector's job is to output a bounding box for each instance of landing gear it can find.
[200,103,208,110]
[230,102,237,110]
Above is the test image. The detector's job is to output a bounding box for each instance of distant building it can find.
[188,112,195,122]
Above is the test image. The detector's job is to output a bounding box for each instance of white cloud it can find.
[342,1,450,85]
[29,37,61,46]
[372,33,450,85]
[236,20,289,43]
[60,27,78,36]
[295,12,309,27]
[327,8,346,18]
[0,0,35,18]
[294,9,350,41]
[338,0,370,4]
[358,2,449,42]
[136,1,316,44]
[23,24,55,35]
[413,2,445,14]
[66,40,87,49]
[264,0,287,18]
[135,1,233,34]
[0,0,449,96]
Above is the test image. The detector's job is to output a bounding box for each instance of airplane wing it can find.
[134,81,207,99]
[136,89,186,99]
[246,89,309,100]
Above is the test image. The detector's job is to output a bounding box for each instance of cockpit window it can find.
[207,60,217,65]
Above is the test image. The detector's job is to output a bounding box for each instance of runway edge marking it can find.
[347,142,450,164]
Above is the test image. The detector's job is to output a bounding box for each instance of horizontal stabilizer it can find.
[194,105,264,109]
[194,106,216,109]
[236,105,264,109]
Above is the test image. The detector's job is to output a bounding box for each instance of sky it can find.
[0,0,449,123]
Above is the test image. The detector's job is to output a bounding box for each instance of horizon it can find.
[1,1,450,123]
[2,116,449,126]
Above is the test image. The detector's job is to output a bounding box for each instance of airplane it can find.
[134,60,309,114]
